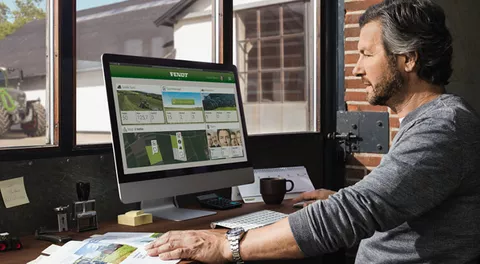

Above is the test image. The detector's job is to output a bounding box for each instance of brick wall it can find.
[344,0,400,186]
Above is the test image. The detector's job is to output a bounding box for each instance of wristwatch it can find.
[226,227,246,264]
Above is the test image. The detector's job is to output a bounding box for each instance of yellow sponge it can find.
[118,210,153,226]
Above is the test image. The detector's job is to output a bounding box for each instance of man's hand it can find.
[291,189,336,207]
[145,230,231,263]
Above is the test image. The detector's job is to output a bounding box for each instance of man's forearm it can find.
[239,218,305,261]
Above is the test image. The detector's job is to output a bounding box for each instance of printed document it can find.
[34,232,179,264]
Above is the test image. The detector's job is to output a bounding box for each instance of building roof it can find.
[154,0,197,27]
[0,19,46,79]
[0,0,179,79]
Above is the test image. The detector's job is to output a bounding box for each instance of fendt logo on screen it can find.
[170,72,189,78]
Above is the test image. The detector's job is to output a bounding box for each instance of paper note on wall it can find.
[0,177,30,208]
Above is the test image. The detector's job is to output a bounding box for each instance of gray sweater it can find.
[288,94,480,263]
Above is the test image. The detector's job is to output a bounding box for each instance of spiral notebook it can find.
[233,166,315,203]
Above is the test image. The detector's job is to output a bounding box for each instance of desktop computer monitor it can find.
[101,54,254,221]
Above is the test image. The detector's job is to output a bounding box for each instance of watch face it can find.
[227,227,245,236]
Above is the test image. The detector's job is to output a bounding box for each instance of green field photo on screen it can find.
[202,93,237,111]
[162,91,204,111]
[117,90,164,111]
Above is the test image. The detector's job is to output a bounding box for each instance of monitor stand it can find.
[141,197,216,221]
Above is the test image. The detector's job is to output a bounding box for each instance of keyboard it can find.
[210,210,288,231]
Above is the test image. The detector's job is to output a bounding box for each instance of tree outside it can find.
[0,0,45,40]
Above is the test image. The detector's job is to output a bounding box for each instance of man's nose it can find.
[352,57,364,77]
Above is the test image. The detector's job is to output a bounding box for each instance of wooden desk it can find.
[0,202,326,264]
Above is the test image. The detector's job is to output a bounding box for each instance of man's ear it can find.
[404,52,418,72]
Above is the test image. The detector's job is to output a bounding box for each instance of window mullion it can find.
[257,9,262,103]
[280,5,285,102]
[58,0,76,152]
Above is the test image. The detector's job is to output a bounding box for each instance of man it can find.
[145,0,480,263]
[218,129,231,147]
[211,135,220,148]
[236,131,242,146]
[206,133,213,147]
[230,132,239,146]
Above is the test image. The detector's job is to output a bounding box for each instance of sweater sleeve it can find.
[288,117,462,256]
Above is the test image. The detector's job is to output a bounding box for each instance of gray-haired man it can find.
[145,1,480,263]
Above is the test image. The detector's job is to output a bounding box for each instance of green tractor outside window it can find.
[0,67,46,138]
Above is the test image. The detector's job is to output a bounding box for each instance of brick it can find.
[345,78,364,88]
[345,0,383,12]
[345,66,356,77]
[345,53,360,64]
[389,117,400,128]
[345,27,361,38]
[347,104,388,112]
[345,91,367,101]
[391,130,399,141]
[347,154,382,167]
[346,168,366,180]
[344,0,393,158]
[345,40,358,51]
[345,13,362,24]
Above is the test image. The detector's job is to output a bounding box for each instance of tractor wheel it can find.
[21,102,46,137]
[0,107,11,137]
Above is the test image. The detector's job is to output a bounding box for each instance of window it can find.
[75,0,215,145]
[0,0,323,157]
[0,0,53,149]
[234,1,312,134]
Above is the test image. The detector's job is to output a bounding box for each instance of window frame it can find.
[235,2,308,103]
[0,0,336,162]
[0,0,112,161]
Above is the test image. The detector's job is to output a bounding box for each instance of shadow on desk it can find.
[0,202,344,264]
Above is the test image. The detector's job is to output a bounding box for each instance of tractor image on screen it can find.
[0,67,46,138]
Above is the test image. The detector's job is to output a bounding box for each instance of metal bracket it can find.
[328,111,390,157]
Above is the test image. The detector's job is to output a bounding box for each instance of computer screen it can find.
[102,54,254,221]
[111,64,248,174]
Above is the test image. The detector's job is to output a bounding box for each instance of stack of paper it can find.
[29,232,180,264]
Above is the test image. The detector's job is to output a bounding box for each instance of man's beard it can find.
[368,61,404,106]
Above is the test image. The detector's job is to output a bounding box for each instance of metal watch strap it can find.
[228,234,244,264]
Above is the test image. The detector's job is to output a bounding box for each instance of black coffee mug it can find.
[76,182,90,201]
[260,177,295,204]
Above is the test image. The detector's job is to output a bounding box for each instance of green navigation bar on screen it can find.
[110,64,235,83]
